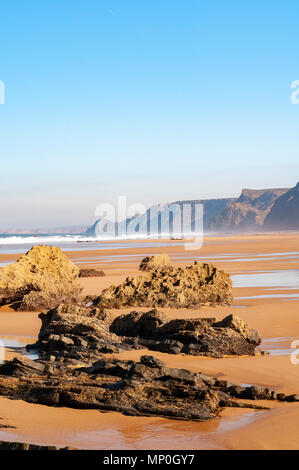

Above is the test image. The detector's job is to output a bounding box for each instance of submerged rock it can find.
[94,261,233,309]
[0,246,82,311]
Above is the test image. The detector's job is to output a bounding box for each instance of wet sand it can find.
[0,232,299,449]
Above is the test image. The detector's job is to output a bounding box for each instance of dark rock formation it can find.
[28,304,134,363]
[139,254,171,272]
[93,261,233,309]
[79,268,105,278]
[0,246,82,311]
[29,305,260,361]
[110,311,261,357]
[0,441,73,450]
[264,183,299,230]
[0,355,272,422]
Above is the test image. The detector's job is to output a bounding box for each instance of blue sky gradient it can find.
[0,0,298,228]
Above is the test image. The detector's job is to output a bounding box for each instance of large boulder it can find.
[94,261,233,308]
[0,245,82,311]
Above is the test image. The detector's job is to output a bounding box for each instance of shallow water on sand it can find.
[260,337,299,356]
[232,270,299,289]
[0,335,38,361]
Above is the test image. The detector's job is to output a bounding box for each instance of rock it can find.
[0,245,82,311]
[0,354,274,422]
[31,305,261,362]
[29,303,132,363]
[110,310,261,356]
[139,254,171,272]
[214,314,262,345]
[277,393,286,401]
[94,261,233,309]
[79,269,105,278]
[285,394,299,402]
[0,441,74,450]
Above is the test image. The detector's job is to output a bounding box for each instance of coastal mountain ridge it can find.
[1,184,298,235]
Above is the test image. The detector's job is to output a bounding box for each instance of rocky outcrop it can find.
[94,261,232,309]
[79,268,105,278]
[0,355,274,422]
[264,183,299,230]
[139,254,171,272]
[0,441,73,450]
[29,304,133,361]
[29,304,261,361]
[0,246,82,311]
[110,311,261,357]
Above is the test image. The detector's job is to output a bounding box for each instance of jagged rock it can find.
[30,305,261,361]
[110,310,261,356]
[0,441,74,450]
[29,303,133,363]
[139,254,171,272]
[79,268,105,278]
[94,261,232,309]
[0,246,82,311]
[0,354,271,422]
[213,314,262,345]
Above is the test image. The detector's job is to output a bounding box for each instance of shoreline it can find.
[0,232,299,449]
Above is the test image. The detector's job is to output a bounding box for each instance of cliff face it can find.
[85,185,298,236]
[208,188,289,232]
[264,183,299,230]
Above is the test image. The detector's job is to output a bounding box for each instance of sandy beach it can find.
[1,232,299,449]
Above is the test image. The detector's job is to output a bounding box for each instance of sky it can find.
[0,0,298,229]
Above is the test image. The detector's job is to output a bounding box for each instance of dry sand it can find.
[0,232,299,449]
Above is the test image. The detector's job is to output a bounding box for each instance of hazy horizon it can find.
[0,1,298,229]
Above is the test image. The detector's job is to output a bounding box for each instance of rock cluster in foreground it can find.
[94,261,233,309]
[29,304,261,361]
[0,355,277,422]
[0,440,73,450]
[0,246,82,311]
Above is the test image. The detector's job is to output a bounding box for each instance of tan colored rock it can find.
[139,254,171,272]
[0,245,82,311]
[95,261,233,309]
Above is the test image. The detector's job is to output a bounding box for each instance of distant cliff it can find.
[208,187,289,232]
[264,183,299,230]
[85,186,299,237]
[85,197,235,237]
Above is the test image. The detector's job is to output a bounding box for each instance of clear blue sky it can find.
[0,0,298,228]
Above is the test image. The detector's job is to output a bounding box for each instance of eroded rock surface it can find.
[0,440,73,450]
[79,268,105,278]
[0,246,82,311]
[94,261,232,309]
[139,254,171,272]
[29,305,261,361]
[0,355,272,422]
